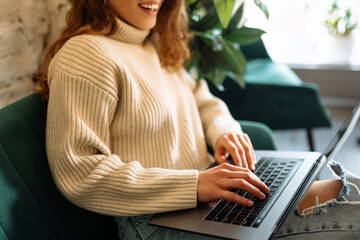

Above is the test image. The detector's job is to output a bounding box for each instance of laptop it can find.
[149,100,360,240]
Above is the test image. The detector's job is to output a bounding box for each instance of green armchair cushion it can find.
[245,59,302,86]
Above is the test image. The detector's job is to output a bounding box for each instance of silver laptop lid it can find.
[323,101,360,161]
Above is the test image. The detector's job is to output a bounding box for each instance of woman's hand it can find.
[197,163,269,206]
[214,133,256,171]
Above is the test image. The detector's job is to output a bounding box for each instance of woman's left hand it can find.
[214,133,256,171]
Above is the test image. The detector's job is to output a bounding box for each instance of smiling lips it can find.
[139,3,160,12]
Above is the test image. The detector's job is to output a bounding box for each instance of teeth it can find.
[140,3,159,11]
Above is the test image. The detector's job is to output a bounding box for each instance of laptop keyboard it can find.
[204,157,302,228]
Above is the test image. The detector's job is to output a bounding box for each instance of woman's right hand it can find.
[197,163,270,207]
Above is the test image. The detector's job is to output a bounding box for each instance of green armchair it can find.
[206,39,332,151]
[0,93,276,239]
[0,94,118,240]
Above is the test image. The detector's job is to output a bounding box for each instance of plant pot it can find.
[317,33,355,64]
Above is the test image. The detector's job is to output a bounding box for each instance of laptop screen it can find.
[322,101,360,160]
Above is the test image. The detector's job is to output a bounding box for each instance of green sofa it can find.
[0,93,276,239]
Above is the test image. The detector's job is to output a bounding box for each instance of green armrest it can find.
[0,94,118,240]
[239,120,277,150]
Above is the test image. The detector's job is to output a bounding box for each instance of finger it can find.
[221,137,243,167]
[243,134,256,167]
[219,190,254,207]
[215,154,228,165]
[219,162,248,172]
[237,134,254,170]
[220,178,266,203]
[221,172,269,196]
[214,147,230,165]
[228,134,247,168]
[217,165,270,193]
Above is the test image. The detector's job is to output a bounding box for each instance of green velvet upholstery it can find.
[245,59,302,86]
[206,39,332,151]
[208,78,332,130]
[239,121,276,150]
[0,93,276,240]
[240,38,270,60]
[0,94,118,240]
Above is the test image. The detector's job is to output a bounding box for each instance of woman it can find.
[39,0,360,239]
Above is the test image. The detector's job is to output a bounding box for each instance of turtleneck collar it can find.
[109,18,151,44]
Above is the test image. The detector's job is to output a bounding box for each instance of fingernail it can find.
[260,193,266,199]
[252,164,255,170]
[247,200,254,207]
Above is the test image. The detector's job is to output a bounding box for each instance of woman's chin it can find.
[135,21,157,30]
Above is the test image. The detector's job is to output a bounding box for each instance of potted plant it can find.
[186,0,268,88]
[324,0,358,36]
[320,0,358,62]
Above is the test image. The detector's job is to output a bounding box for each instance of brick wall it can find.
[0,0,68,107]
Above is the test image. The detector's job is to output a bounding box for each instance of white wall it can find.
[0,0,68,107]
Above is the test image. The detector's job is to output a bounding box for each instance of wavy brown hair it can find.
[36,0,190,100]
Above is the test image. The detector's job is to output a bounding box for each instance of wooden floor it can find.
[273,106,360,180]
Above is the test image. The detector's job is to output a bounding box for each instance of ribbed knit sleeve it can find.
[46,37,199,216]
[195,80,242,148]
[179,70,242,149]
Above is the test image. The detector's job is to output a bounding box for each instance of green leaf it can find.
[197,41,218,74]
[214,0,236,28]
[197,36,245,74]
[207,68,228,87]
[192,35,247,87]
[194,31,216,46]
[189,7,220,31]
[199,0,215,9]
[225,3,244,32]
[223,27,265,45]
[219,39,246,76]
[228,72,246,88]
[197,37,229,71]
[254,0,269,19]
[186,0,198,4]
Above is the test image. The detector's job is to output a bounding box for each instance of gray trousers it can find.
[115,161,360,239]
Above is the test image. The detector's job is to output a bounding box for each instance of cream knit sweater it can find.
[46,18,242,216]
